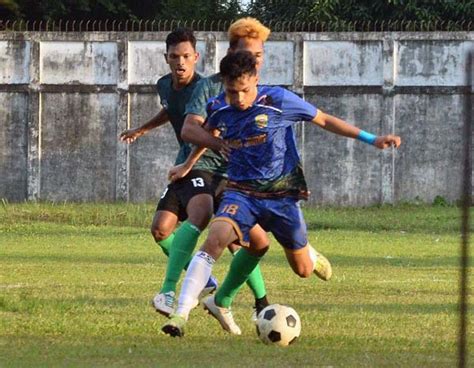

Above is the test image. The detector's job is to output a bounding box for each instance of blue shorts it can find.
[213,190,308,250]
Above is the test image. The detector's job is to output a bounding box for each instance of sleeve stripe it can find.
[255,104,283,113]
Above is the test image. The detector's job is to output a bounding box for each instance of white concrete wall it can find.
[40,41,118,84]
[0,31,472,205]
[304,41,383,86]
[0,40,30,83]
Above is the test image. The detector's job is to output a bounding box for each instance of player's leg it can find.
[162,219,239,337]
[162,191,255,337]
[267,197,332,280]
[177,219,238,312]
[150,185,184,315]
[243,224,270,313]
[202,193,266,334]
[205,231,269,333]
[154,171,216,316]
[217,224,270,316]
[151,186,188,315]
[160,192,214,295]
[150,186,180,255]
[283,244,332,280]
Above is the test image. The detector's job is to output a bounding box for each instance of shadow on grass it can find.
[2,253,158,265]
[305,302,460,315]
[0,226,142,237]
[261,253,461,268]
[8,253,460,268]
[0,295,144,313]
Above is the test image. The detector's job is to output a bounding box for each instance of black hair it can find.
[219,50,257,82]
[165,28,196,51]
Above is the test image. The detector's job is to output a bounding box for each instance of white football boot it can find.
[203,295,242,335]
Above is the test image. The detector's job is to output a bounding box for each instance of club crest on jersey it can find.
[217,121,227,135]
[161,99,168,109]
[255,114,268,129]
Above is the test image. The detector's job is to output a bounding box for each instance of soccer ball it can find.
[256,304,301,347]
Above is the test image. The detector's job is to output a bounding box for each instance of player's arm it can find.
[312,110,401,149]
[181,113,223,151]
[119,108,169,144]
[169,123,221,182]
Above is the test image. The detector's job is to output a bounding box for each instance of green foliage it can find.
[0,0,241,20]
[432,195,449,207]
[246,0,472,23]
[1,0,471,23]
[1,0,135,19]
[158,0,241,21]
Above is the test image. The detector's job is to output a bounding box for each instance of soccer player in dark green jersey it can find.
[120,28,219,316]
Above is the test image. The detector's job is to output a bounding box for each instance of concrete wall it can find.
[0,31,472,205]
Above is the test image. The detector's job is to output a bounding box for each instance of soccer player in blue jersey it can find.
[162,50,401,337]
[161,18,276,334]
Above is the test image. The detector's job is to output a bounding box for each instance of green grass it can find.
[0,202,472,367]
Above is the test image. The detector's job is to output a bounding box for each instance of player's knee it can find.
[227,242,240,254]
[187,195,213,230]
[248,245,269,257]
[187,211,212,231]
[204,234,225,251]
[202,236,227,260]
[150,225,171,242]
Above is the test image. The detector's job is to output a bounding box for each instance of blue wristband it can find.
[357,130,377,145]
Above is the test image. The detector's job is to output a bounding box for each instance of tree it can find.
[246,0,473,23]
[1,0,472,29]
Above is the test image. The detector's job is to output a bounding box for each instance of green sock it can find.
[215,248,264,308]
[245,260,267,300]
[157,232,191,269]
[160,221,201,293]
[157,233,175,257]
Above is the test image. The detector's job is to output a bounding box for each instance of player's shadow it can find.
[260,253,460,268]
[0,295,141,313]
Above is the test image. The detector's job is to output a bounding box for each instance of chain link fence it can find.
[0,18,472,32]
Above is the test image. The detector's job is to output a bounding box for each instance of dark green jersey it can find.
[184,73,227,176]
[157,72,202,165]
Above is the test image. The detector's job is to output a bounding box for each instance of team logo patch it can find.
[255,114,268,129]
[161,99,168,109]
[217,121,227,135]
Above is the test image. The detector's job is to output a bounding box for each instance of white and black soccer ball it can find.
[256,304,301,347]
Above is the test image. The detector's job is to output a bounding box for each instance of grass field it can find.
[1,202,472,367]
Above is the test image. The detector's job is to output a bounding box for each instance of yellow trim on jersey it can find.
[210,217,249,248]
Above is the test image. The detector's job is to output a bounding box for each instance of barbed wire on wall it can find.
[0,19,472,32]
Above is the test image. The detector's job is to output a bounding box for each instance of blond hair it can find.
[228,17,270,49]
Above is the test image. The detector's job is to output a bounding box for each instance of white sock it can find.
[308,244,317,270]
[175,251,215,319]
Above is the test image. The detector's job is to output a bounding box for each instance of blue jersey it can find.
[207,86,317,199]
